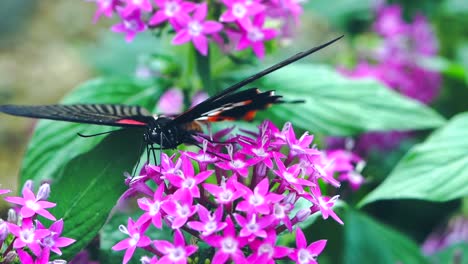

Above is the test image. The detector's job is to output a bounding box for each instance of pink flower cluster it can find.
[0,182,75,263]
[88,0,304,58]
[335,3,441,155]
[113,121,364,263]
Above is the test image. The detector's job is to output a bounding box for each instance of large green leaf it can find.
[429,242,468,264]
[20,78,161,184]
[258,64,445,135]
[46,128,143,260]
[360,113,468,206]
[344,209,428,264]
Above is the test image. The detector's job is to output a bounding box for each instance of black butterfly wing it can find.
[194,88,282,122]
[171,36,343,124]
[0,104,153,127]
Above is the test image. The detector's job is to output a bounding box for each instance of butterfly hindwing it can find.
[0,104,152,127]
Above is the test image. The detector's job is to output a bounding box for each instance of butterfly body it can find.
[144,116,201,148]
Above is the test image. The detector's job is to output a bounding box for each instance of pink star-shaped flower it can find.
[5,187,56,220]
[122,0,153,16]
[289,227,327,264]
[91,0,118,23]
[248,231,291,263]
[8,218,50,256]
[149,0,196,26]
[188,205,227,236]
[165,155,213,198]
[234,213,273,240]
[204,217,247,264]
[136,184,166,228]
[112,218,151,264]
[237,14,277,59]
[235,178,283,214]
[204,175,244,205]
[111,10,147,42]
[162,189,198,228]
[154,229,198,264]
[36,219,76,256]
[172,3,223,55]
[220,0,265,24]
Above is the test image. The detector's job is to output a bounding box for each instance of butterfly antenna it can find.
[77,129,125,138]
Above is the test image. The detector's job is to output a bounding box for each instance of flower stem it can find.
[195,45,213,95]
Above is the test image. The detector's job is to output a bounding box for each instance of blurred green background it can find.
[0,1,467,262]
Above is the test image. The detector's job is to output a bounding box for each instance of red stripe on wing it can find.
[116,119,148,126]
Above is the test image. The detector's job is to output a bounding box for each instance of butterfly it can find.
[0,36,342,154]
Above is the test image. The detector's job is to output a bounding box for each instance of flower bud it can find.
[295,209,311,222]
[50,260,68,264]
[284,192,296,205]
[0,219,8,241]
[140,256,152,264]
[37,183,51,201]
[7,209,17,223]
[4,251,17,264]
[22,180,34,194]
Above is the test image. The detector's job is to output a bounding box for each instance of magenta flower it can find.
[284,124,320,157]
[188,205,227,236]
[220,0,265,24]
[91,0,117,23]
[8,218,50,256]
[122,0,153,16]
[307,187,343,225]
[4,186,56,221]
[149,0,196,26]
[136,184,166,228]
[234,213,273,240]
[411,14,438,55]
[239,134,276,168]
[156,88,185,115]
[289,228,327,264]
[205,217,247,264]
[154,229,198,264]
[111,120,357,263]
[0,188,10,195]
[204,175,244,205]
[373,4,407,37]
[235,178,283,214]
[36,219,76,256]
[273,154,315,194]
[172,3,223,55]
[191,91,209,107]
[165,155,213,198]
[111,10,147,42]
[248,231,291,263]
[216,144,258,178]
[16,248,49,264]
[237,14,277,59]
[112,218,152,264]
[162,189,198,228]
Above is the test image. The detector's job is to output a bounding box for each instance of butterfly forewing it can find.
[0,104,152,127]
[194,88,282,122]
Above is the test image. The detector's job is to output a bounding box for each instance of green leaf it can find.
[443,0,468,14]
[47,128,143,260]
[360,113,468,206]
[20,77,161,184]
[344,209,428,264]
[257,64,445,135]
[429,242,468,264]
